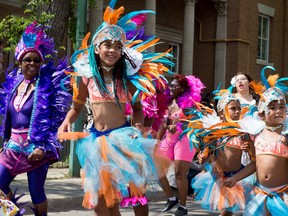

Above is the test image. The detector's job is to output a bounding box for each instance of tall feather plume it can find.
[260,66,276,89]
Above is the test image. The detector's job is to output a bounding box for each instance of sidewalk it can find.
[11,168,166,214]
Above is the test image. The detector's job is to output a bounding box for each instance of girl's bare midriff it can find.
[256,154,288,187]
[91,102,127,131]
[216,147,243,173]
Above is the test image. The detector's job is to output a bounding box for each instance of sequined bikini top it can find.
[255,132,288,158]
[83,77,131,104]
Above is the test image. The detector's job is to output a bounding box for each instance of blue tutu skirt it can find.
[244,183,288,216]
[76,125,159,208]
[192,163,255,213]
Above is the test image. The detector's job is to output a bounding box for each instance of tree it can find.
[0,0,97,58]
[47,0,72,48]
[0,0,74,56]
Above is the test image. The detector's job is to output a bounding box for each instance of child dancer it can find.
[192,92,255,216]
[58,1,172,215]
[244,67,288,215]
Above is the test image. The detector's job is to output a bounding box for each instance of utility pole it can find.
[69,0,87,177]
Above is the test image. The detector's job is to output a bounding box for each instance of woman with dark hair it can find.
[157,74,205,216]
[0,22,71,216]
[231,72,260,106]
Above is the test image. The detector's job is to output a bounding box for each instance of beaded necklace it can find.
[15,76,37,111]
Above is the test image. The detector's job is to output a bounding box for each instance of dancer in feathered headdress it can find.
[0,21,71,216]
[244,66,288,216]
[186,90,256,216]
[57,0,173,214]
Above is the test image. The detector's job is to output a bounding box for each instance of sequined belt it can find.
[11,128,29,144]
[5,139,35,156]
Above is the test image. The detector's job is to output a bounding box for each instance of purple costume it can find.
[0,63,71,204]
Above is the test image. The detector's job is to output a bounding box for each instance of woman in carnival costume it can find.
[0,21,71,216]
[157,74,205,216]
[244,66,288,215]
[57,1,173,215]
[186,90,256,216]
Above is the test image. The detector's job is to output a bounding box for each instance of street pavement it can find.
[34,201,221,216]
[11,168,241,215]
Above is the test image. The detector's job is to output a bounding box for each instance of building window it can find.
[257,15,270,62]
[169,43,179,73]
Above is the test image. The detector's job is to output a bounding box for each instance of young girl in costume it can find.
[192,92,256,216]
[230,73,263,166]
[58,1,172,216]
[157,74,205,216]
[244,66,288,215]
[0,21,71,216]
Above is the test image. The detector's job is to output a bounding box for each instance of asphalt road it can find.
[25,200,233,216]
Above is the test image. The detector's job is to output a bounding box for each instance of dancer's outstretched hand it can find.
[58,120,72,142]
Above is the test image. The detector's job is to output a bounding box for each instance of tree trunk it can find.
[48,0,72,55]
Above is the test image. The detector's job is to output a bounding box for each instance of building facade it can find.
[1,0,288,92]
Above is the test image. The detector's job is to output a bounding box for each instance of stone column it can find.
[212,0,228,88]
[145,0,156,52]
[182,0,196,75]
[89,0,103,35]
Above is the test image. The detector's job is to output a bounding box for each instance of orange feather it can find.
[58,132,89,140]
[79,32,91,50]
[103,7,113,23]
[249,80,265,96]
[136,38,160,53]
[267,74,279,87]
[110,6,125,24]
[149,48,172,62]
[126,40,143,48]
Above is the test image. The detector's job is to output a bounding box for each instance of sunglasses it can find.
[22,58,42,64]
[169,85,182,90]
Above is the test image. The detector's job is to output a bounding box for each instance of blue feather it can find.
[132,89,141,104]
[109,0,117,9]
[22,33,37,48]
[70,49,86,65]
[121,22,137,32]
[227,85,234,93]
[132,35,157,50]
[261,66,276,89]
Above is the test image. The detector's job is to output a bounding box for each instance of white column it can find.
[145,0,156,52]
[89,0,103,34]
[182,0,196,75]
[212,0,228,88]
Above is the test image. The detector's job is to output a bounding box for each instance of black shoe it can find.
[161,198,179,213]
[173,206,188,216]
